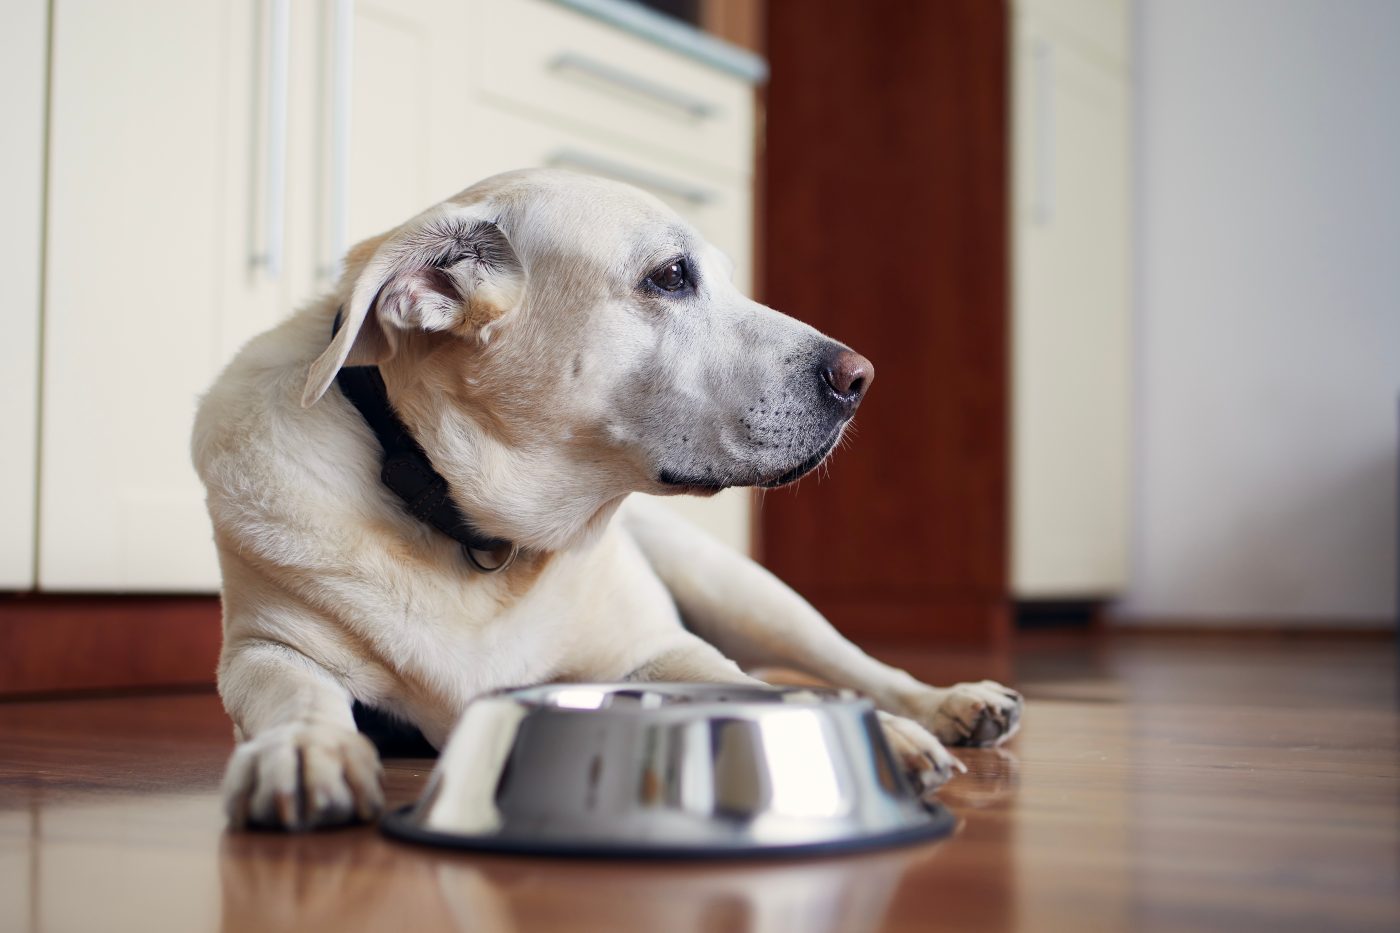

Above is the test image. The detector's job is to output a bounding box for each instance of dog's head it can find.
[303,169,873,549]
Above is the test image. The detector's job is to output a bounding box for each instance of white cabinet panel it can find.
[1017,0,1130,70]
[1012,4,1132,596]
[0,0,46,589]
[346,6,438,242]
[40,0,277,590]
[352,0,483,242]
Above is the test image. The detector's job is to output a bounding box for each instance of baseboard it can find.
[0,594,222,698]
[1015,599,1105,630]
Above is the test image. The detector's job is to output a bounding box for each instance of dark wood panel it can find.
[698,0,765,53]
[811,593,1012,649]
[759,1,1010,645]
[0,594,221,697]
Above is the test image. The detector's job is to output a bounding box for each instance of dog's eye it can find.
[646,260,688,292]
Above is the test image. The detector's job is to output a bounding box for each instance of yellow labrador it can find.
[193,169,1022,829]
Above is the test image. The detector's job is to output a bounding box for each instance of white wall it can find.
[1122,0,1400,625]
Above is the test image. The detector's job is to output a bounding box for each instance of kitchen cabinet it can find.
[1011,0,1132,597]
[37,0,472,590]
[40,0,279,590]
[0,0,47,590]
[19,0,763,593]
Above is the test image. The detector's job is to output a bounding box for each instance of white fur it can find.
[194,169,1023,829]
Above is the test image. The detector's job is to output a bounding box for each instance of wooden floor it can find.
[1,633,1397,932]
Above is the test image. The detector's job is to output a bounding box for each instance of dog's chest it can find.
[361,525,683,713]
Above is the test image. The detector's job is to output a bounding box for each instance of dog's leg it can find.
[219,638,384,830]
[621,633,963,793]
[622,500,1023,748]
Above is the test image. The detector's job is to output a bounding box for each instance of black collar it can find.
[332,311,518,573]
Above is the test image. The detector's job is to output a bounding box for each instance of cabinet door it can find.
[0,0,47,590]
[290,0,476,287]
[41,0,280,590]
[472,0,755,176]
[1011,4,1132,596]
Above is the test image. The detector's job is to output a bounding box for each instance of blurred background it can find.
[0,0,1396,694]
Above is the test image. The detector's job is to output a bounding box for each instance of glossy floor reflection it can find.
[1,633,1397,932]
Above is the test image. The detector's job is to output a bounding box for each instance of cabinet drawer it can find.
[466,102,753,294]
[473,0,754,176]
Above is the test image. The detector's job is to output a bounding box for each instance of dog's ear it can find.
[301,207,525,407]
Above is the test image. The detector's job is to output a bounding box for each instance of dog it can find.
[192,168,1023,829]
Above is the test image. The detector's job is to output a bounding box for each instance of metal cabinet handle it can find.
[1030,37,1055,226]
[325,0,354,282]
[546,149,717,207]
[253,0,291,278]
[549,52,718,120]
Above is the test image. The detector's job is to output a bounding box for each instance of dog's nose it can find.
[820,347,875,407]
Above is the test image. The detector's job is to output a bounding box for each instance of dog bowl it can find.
[381,683,955,858]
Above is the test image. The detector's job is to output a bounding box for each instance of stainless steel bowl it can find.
[381,683,955,858]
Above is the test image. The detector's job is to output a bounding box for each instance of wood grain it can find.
[698,0,764,54]
[2,633,1396,932]
[758,0,1011,646]
[0,594,221,697]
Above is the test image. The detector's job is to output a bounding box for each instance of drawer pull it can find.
[549,52,718,120]
[547,149,718,206]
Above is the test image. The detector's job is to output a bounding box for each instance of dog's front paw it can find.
[223,721,384,831]
[910,681,1024,748]
[877,711,966,796]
